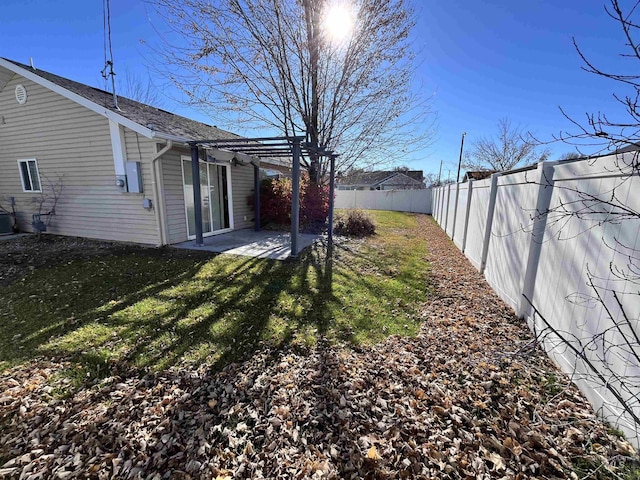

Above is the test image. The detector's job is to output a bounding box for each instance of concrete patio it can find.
[0,233,30,242]
[173,229,321,260]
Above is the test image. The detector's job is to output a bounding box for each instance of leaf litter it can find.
[1,216,638,479]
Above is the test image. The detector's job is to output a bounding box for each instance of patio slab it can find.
[173,229,321,260]
[0,233,30,242]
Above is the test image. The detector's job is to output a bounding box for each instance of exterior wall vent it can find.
[15,84,27,104]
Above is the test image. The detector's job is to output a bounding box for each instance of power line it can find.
[101,0,118,109]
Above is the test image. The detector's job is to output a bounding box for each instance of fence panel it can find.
[528,159,640,443]
[432,188,440,223]
[483,171,539,310]
[430,153,640,446]
[445,184,457,237]
[335,189,432,214]
[452,183,470,249]
[464,178,492,270]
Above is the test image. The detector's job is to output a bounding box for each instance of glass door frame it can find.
[180,156,234,240]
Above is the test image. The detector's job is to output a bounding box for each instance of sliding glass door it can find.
[182,159,232,239]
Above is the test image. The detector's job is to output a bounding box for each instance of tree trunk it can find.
[304,0,321,184]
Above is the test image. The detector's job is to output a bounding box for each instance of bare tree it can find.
[0,197,18,233]
[117,68,167,109]
[554,0,640,153]
[31,174,64,237]
[465,118,550,172]
[149,0,435,182]
[559,151,584,160]
[0,174,64,237]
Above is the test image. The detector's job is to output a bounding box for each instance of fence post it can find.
[431,189,435,218]
[480,173,501,273]
[439,186,446,225]
[451,183,460,241]
[444,184,451,233]
[517,161,558,318]
[461,179,474,253]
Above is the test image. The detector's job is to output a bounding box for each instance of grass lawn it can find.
[0,211,429,388]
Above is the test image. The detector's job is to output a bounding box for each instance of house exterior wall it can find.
[231,161,254,231]
[0,74,160,244]
[159,147,255,244]
[159,148,188,245]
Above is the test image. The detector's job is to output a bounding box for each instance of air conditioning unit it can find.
[0,212,12,235]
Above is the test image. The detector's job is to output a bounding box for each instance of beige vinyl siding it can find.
[160,148,188,244]
[0,69,14,91]
[0,74,159,244]
[159,147,256,243]
[231,163,254,230]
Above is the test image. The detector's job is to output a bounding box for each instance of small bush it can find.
[334,210,376,237]
[251,173,330,230]
[260,177,292,225]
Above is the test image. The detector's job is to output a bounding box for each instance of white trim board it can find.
[109,120,128,176]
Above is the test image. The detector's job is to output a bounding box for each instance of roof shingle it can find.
[2,59,238,142]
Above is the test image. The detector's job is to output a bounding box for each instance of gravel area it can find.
[0,235,210,287]
[0,215,637,479]
[0,235,132,287]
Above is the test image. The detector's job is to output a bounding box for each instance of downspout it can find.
[151,141,173,246]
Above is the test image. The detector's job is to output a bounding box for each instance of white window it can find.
[17,159,41,192]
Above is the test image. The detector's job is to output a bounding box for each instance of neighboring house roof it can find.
[463,170,495,182]
[338,170,424,188]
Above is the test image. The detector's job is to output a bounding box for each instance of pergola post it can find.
[328,154,336,245]
[190,142,204,247]
[291,138,301,257]
[253,163,261,231]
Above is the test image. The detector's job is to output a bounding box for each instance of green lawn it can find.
[0,211,429,387]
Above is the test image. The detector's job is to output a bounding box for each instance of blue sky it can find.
[0,0,631,178]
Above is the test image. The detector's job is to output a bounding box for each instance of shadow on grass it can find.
[0,214,436,477]
[1,210,429,398]
[0,239,344,386]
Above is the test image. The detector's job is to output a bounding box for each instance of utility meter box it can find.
[125,161,143,193]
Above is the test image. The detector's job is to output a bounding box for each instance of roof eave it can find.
[152,131,191,143]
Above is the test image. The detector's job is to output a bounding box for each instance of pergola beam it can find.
[291,138,301,257]
[186,135,336,259]
[328,154,337,246]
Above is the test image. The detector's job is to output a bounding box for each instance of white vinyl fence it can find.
[335,189,432,214]
[432,153,640,446]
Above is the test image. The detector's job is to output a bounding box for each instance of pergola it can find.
[187,136,337,257]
